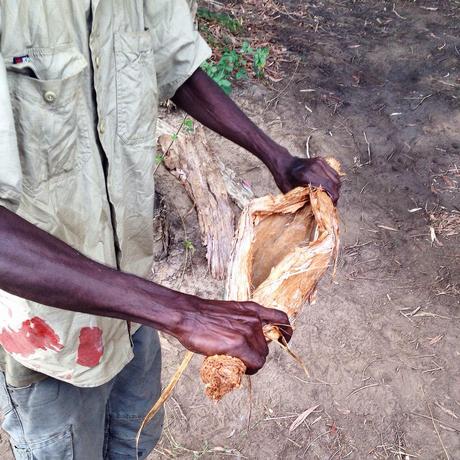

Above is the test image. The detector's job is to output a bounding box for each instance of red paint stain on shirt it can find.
[77,327,104,367]
[0,316,63,357]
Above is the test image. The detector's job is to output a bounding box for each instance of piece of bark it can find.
[152,192,170,262]
[156,119,254,209]
[200,184,340,400]
[216,159,255,209]
[157,126,234,280]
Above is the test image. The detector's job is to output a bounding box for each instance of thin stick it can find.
[306,135,312,158]
[274,334,310,378]
[363,131,371,165]
[304,431,331,455]
[426,399,450,459]
[153,115,188,176]
[247,376,253,431]
[392,3,406,19]
[412,93,433,111]
[410,413,460,432]
[136,351,194,459]
[265,59,300,107]
[347,382,379,399]
[293,375,337,385]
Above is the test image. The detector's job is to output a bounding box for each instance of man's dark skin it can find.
[0,69,340,375]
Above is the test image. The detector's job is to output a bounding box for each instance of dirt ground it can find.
[1,1,459,459]
[151,1,460,459]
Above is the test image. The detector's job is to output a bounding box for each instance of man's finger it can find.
[257,305,290,326]
[311,176,339,205]
[236,342,267,375]
[258,307,293,342]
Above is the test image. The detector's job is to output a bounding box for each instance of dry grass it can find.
[429,209,460,238]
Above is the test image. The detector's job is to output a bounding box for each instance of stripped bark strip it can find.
[200,169,341,399]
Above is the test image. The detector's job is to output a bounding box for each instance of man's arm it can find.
[172,69,341,203]
[0,206,290,374]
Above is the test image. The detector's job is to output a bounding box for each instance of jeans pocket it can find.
[0,373,14,415]
[7,378,60,409]
[11,426,74,460]
[106,410,164,460]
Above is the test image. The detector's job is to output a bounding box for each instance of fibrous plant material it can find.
[200,355,247,398]
[200,176,340,400]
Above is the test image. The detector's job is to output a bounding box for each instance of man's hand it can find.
[175,300,292,374]
[272,154,341,204]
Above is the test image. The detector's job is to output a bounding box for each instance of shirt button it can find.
[43,91,57,103]
[98,119,105,135]
[95,56,101,68]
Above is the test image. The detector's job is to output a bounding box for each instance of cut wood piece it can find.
[200,184,340,400]
[158,127,234,280]
[156,118,254,209]
[216,159,255,209]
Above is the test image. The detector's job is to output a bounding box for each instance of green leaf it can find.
[183,239,196,252]
[197,8,242,34]
[235,68,247,80]
[218,79,232,94]
[241,41,253,54]
[253,47,269,77]
[184,118,194,133]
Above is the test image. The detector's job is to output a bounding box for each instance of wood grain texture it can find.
[158,126,234,280]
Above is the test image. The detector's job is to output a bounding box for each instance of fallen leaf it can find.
[428,334,444,345]
[442,176,455,188]
[330,421,337,435]
[430,226,443,246]
[377,225,399,232]
[289,404,320,432]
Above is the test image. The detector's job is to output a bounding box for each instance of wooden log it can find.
[156,119,254,209]
[157,125,234,280]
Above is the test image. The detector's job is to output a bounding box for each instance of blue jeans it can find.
[0,326,164,460]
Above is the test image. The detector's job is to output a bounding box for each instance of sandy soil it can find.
[1,1,459,459]
[152,1,460,459]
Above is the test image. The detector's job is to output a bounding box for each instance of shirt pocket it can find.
[6,47,91,193]
[114,31,158,145]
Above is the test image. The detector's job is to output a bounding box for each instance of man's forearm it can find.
[172,69,292,178]
[0,205,291,371]
[0,206,189,337]
[172,68,341,201]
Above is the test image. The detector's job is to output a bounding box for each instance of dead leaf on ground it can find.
[428,334,445,345]
[289,404,320,432]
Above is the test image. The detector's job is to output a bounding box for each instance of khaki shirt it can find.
[0,0,210,387]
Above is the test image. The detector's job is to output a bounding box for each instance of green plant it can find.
[183,118,194,133]
[183,239,195,253]
[154,153,164,165]
[197,8,242,34]
[253,47,269,78]
[201,42,269,93]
